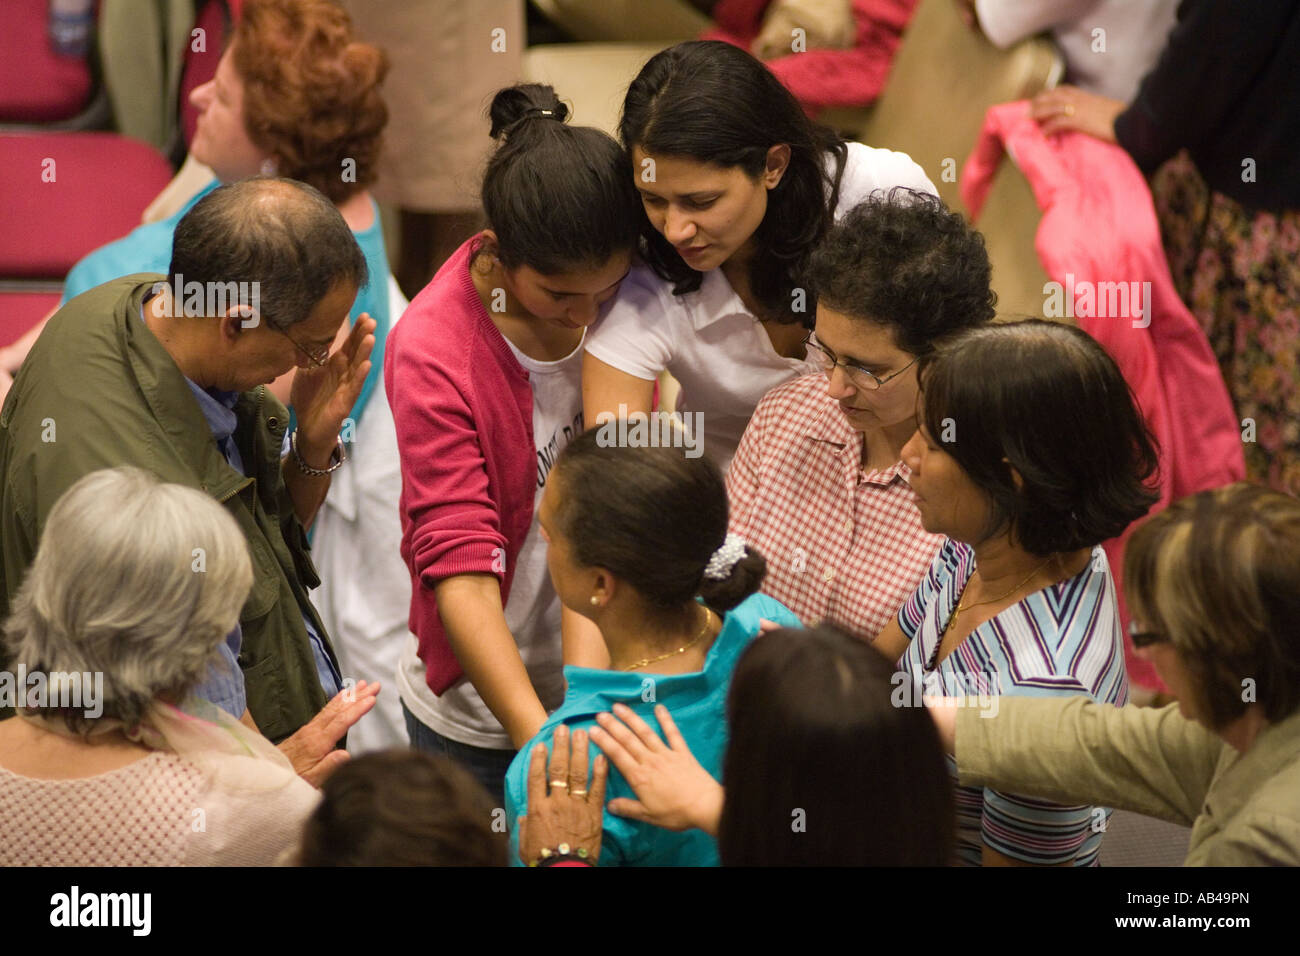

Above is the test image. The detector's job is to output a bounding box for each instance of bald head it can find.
[167,177,368,329]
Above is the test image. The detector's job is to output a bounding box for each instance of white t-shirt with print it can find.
[397,333,584,749]
[584,142,938,470]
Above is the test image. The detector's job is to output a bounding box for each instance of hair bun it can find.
[698,544,767,614]
[488,84,569,139]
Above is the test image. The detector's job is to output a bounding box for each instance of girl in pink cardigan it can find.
[384,84,642,803]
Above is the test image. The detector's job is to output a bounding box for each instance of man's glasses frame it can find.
[802,331,917,391]
[275,324,331,369]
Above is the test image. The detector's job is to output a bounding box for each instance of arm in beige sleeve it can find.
[955,696,1223,827]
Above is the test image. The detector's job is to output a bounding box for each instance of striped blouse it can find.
[895,538,1129,866]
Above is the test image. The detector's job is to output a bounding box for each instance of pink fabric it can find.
[0,750,318,866]
[961,101,1245,691]
[384,238,536,695]
[703,0,918,114]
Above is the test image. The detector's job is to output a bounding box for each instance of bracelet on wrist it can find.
[290,428,346,477]
[528,843,591,867]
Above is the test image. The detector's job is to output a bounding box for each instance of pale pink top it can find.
[0,750,320,866]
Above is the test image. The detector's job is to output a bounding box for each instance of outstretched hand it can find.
[588,703,724,837]
[290,314,375,461]
[278,679,380,787]
[518,724,608,865]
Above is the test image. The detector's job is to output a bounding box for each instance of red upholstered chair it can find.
[0,0,97,125]
[0,132,174,279]
[0,0,236,349]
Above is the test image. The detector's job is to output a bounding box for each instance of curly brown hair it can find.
[232,0,388,205]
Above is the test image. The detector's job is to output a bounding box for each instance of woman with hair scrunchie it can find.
[502,428,799,867]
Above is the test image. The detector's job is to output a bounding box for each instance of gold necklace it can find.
[943,557,1054,637]
[618,606,715,672]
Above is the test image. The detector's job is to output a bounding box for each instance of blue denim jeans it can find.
[402,700,514,809]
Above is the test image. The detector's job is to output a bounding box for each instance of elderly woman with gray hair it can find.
[0,467,324,865]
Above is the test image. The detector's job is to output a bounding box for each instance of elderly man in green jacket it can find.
[0,178,379,784]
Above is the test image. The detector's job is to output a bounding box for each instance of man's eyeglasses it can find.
[275,325,332,369]
[803,332,917,391]
[1128,621,1168,649]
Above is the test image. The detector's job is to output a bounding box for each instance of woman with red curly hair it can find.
[23,0,412,755]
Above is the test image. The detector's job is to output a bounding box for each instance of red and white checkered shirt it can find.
[727,372,944,640]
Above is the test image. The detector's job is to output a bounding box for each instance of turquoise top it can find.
[61,179,391,425]
[505,592,801,867]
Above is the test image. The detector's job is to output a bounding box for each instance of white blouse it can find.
[584,142,937,469]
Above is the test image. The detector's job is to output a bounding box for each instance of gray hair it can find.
[3,467,254,735]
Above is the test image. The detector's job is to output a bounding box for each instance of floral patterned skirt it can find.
[1151,152,1300,496]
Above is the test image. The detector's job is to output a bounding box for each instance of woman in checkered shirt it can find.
[727,190,996,639]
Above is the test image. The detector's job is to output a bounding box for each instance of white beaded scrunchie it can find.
[703,533,747,581]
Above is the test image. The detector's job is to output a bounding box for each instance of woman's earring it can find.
[260,158,278,177]
[589,596,600,606]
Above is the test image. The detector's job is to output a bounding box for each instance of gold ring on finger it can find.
[571,788,588,798]
[550,780,568,789]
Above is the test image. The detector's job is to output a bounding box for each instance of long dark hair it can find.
[719,626,955,866]
[476,84,642,275]
[551,428,766,627]
[620,40,847,326]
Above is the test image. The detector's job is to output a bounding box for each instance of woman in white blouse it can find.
[582,40,936,469]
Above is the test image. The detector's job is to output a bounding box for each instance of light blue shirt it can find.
[505,592,801,867]
[179,374,248,718]
[180,370,341,705]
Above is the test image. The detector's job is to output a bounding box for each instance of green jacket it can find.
[0,275,334,742]
[956,695,1300,865]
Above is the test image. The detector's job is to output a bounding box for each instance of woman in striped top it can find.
[875,321,1160,866]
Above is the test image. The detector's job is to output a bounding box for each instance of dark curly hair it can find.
[918,321,1161,555]
[551,428,766,629]
[233,0,388,205]
[620,40,846,326]
[474,84,642,275]
[805,188,997,353]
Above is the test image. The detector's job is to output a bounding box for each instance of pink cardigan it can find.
[961,102,1245,690]
[384,238,536,695]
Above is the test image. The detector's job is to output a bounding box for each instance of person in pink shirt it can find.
[384,84,642,804]
[727,188,996,639]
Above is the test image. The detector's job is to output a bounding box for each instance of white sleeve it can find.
[583,266,678,382]
[834,142,939,218]
[974,0,1099,49]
